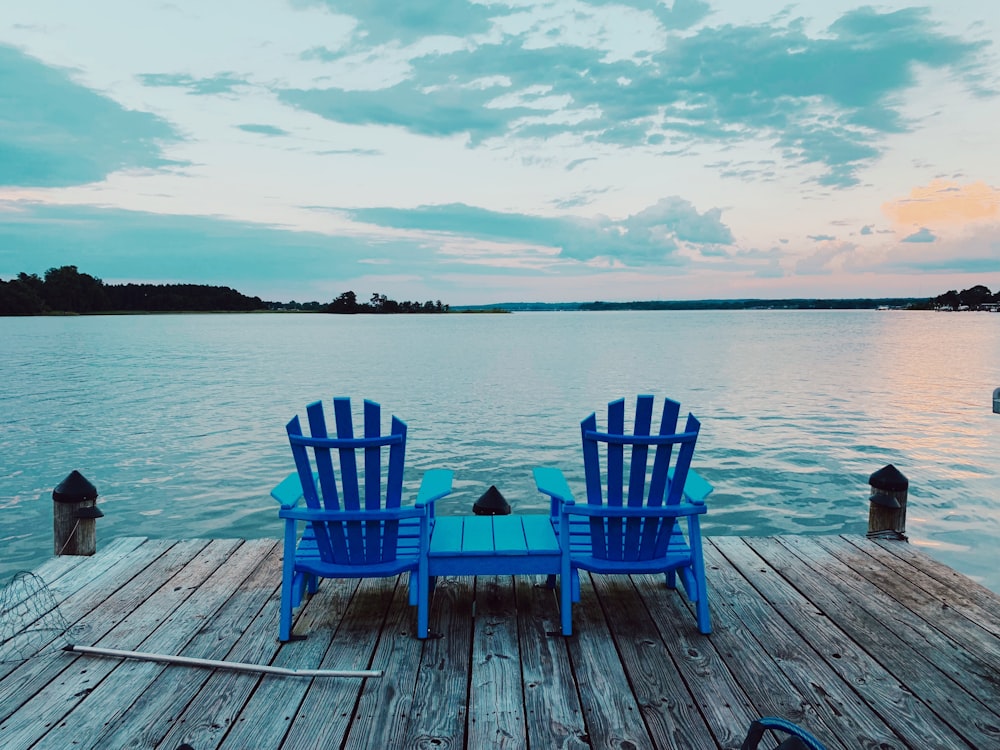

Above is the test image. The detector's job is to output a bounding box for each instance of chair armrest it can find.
[416,469,453,508]
[669,467,714,505]
[533,467,576,506]
[271,471,305,509]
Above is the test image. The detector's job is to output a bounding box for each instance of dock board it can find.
[1,535,998,749]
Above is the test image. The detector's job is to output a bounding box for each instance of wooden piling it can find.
[867,464,908,541]
[52,470,102,556]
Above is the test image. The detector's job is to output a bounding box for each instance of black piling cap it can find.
[868,464,908,492]
[869,464,906,508]
[473,485,512,515]
[52,470,98,504]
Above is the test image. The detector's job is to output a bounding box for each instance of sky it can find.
[2,0,999,305]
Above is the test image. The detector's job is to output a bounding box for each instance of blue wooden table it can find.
[428,515,561,576]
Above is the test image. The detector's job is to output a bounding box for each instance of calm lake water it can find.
[2,311,998,592]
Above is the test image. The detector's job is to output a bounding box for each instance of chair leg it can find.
[416,559,429,639]
[690,531,711,635]
[561,575,573,636]
[560,556,574,636]
[279,568,296,642]
[280,524,299,642]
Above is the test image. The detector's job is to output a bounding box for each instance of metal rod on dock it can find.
[62,644,382,678]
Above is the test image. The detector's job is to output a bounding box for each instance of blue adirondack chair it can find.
[534,395,713,636]
[271,397,453,641]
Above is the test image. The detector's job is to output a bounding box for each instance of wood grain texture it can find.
[4,535,999,750]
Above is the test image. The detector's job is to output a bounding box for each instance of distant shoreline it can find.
[451,297,931,313]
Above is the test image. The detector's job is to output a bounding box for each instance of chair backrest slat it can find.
[333,398,361,511]
[289,410,342,563]
[606,398,625,507]
[581,412,607,560]
[623,395,654,555]
[648,399,680,505]
[581,396,701,563]
[363,399,382,511]
[627,395,654,508]
[285,397,410,567]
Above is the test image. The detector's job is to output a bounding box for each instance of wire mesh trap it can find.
[0,571,77,665]
[0,570,380,678]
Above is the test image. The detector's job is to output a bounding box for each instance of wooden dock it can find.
[2,534,998,749]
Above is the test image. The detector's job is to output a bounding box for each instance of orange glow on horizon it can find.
[882,179,1000,228]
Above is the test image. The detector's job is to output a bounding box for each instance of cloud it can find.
[236,124,290,137]
[137,72,249,95]
[902,227,937,243]
[584,0,712,31]
[873,224,1000,275]
[299,0,502,45]
[808,234,836,242]
[278,5,987,187]
[0,44,180,188]
[657,0,712,30]
[795,241,858,275]
[279,83,533,142]
[882,179,1000,227]
[0,201,442,293]
[347,196,733,265]
[551,187,609,209]
[860,225,873,235]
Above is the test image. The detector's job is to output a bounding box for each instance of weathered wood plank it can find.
[839,536,1000,639]
[1,539,229,749]
[590,572,722,750]
[74,539,281,750]
[636,572,768,749]
[21,536,147,599]
[468,575,526,749]
[280,575,398,750]
[709,538,909,750]
[150,548,283,750]
[342,573,427,750]
[5,534,1000,750]
[0,539,193,724]
[783,535,1000,734]
[514,575,589,750]
[740,536,970,750]
[196,575,362,750]
[400,576,474,749]
[0,536,158,684]
[862,538,1000,626]
[565,572,651,750]
[35,539,264,750]
[696,543,849,750]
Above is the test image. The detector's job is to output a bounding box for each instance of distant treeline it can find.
[579,298,927,311]
[914,285,1000,311]
[323,291,449,314]
[456,287,1000,313]
[0,266,449,315]
[0,266,266,315]
[453,297,929,312]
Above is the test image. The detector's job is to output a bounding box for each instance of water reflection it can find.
[1,311,998,592]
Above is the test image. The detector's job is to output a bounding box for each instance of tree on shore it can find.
[921,285,998,311]
[322,291,448,314]
[0,265,450,315]
[0,265,266,314]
